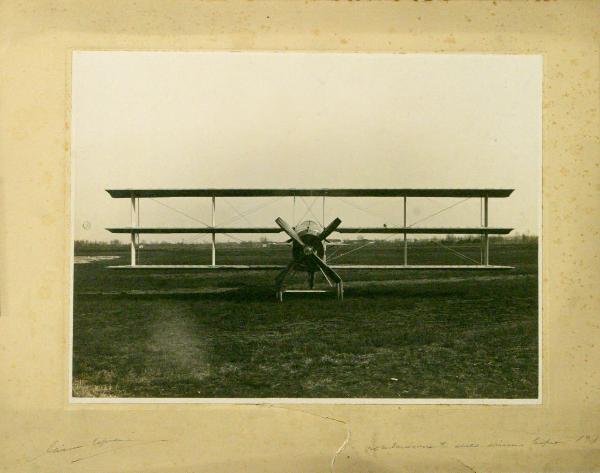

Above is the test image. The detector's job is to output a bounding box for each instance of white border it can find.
[67,50,75,405]
[71,397,541,405]
[537,54,544,404]
[68,51,543,406]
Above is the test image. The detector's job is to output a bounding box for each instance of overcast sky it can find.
[72,51,541,243]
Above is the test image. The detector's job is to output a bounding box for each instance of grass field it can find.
[72,239,538,399]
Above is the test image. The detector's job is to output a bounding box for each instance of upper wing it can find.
[106,188,514,198]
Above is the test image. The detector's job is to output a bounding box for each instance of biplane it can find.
[106,188,514,301]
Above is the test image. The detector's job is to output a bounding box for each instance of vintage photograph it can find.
[71,51,541,401]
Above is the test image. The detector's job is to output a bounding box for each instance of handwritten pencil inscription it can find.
[25,437,169,465]
[367,433,598,453]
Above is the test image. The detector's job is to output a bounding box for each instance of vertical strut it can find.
[211,196,216,266]
[336,282,344,301]
[483,195,489,265]
[322,196,326,261]
[480,197,484,263]
[292,195,296,226]
[136,198,141,262]
[130,196,137,266]
[403,196,408,266]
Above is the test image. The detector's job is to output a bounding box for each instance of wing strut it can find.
[130,197,137,266]
[403,196,408,266]
[211,196,216,266]
[482,196,489,265]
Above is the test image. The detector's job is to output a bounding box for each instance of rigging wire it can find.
[325,197,382,259]
[405,197,471,228]
[148,197,210,245]
[326,237,382,262]
[222,198,254,226]
[151,196,304,244]
[428,239,481,265]
[334,197,388,222]
[220,196,285,226]
[404,197,479,265]
[196,197,284,245]
[328,197,475,263]
[149,198,211,227]
[297,196,321,224]
[328,229,480,265]
[149,198,210,245]
[149,194,481,264]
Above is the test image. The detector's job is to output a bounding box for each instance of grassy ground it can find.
[72,240,538,398]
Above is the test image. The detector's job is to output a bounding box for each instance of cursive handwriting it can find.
[366,434,599,453]
[45,438,133,454]
[24,437,169,465]
[91,437,133,447]
[532,437,561,446]
[46,440,86,453]
[576,434,599,444]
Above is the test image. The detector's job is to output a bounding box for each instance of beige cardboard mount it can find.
[1,2,599,472]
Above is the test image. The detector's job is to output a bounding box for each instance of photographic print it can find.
[70,51,541,402]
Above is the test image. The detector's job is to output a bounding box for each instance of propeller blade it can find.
[275,261,296,288]
[318,217,342,241]
[317,264,333,287]
[309,253,342,284]
[275,217,305,247]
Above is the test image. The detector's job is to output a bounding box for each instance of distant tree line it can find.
[75,234,537,252]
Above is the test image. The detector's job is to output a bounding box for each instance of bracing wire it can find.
[325,197,382,259]
[150,194,481,264]
[216,197,286,244]
[203,197,284,244]
[149,197,211,245]
[149,197,275,246]
[149,198,211,227]
[222,198,254,226]
[428,239,481,265]
[328,197,475,263]
[326,238,380,262]
[335,197,388,221]
[405,197,471,228]
[220,196,285,226]
[297,196,321,224]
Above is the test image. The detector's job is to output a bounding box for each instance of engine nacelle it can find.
[291,220,325,270]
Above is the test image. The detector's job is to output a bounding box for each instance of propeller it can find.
[276,260,297,288]
[309,253,342,284]
[275,217,305,247]
[275,216,343,286]
[318,217,342,241]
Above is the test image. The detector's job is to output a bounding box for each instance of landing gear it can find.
[336,281,344,301]
[275,276,344,302]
